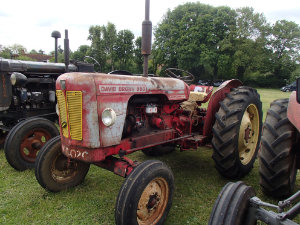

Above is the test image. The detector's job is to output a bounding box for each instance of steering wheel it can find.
[84,56,101,72]
[165,68,195,85]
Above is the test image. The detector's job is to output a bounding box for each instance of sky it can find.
[0,0,300,54]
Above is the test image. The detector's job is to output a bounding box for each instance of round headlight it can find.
[102,108,116,127]
[10,72,27,86]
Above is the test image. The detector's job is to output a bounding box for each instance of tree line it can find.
[1,2,300,87]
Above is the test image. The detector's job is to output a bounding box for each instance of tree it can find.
[115,29,134,70]
[87,25,106,72]
[103,22,117,71]
[268,20,300,82]
[133,36,143,74]
[72,45,90,61]
[153,3,236,81]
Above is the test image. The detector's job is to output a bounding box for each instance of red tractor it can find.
[34,1,262,224]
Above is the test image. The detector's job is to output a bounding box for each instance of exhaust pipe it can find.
[142,0,152,77]
[64,29,70,72]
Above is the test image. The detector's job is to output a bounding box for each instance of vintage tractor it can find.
[259,78,300,198]
[34,1,262,224]
[1,30,94,171]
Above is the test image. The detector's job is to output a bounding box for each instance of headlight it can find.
[10,72,27,86]
[102,108,116,127]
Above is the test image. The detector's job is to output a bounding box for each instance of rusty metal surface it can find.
[287,91,300,132]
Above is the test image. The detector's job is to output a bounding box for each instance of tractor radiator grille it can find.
[56,90,69,138]
[66,91,82,141]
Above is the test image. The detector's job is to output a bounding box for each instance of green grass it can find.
[0,88,298,225]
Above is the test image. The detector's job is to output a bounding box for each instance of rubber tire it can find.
[4,117,59,171]
[35,136,90,192]
[208,181,256,225]
[142,144,176,156]
[212,86,262,179]
[259,99,297,198]
[115,160,174,225]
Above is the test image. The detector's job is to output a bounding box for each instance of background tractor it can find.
[1,30,94,171]
[34,1,262,224]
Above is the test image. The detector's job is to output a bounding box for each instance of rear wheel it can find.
[35,136,90,192]
[115,160,174,225]
[259,99,297,198]
[212,86,262,179]
[4,118,59,171]
[142,144,176,156]
[208,181,256,225]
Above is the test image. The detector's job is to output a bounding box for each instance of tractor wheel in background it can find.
[35,136,90,192]
[208,181,256,225]
[212,86,262,179]
[4,118,59,171]
[115,160,174,225]
[259,99,297,198]
[142,144,176,156]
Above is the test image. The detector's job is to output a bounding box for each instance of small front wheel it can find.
[209,181,256,225]
[115,160,174,225]
[35,136,90,192]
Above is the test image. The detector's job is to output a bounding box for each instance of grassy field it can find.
[0,88,297,225]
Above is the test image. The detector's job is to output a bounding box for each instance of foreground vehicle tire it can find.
[115,160,174,225]
[35,136,90,192]
[4,118,59,171]
[208,181,256,225]
[259,99,297,198]
[142,144,176,156]
[212,86,262,178]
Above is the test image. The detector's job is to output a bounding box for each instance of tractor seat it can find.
[188,91,208,102]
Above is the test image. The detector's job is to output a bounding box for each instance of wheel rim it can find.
[238,104,259,165]
[137,177,169,225]
[51,151,80,183]
[20,128,52,163]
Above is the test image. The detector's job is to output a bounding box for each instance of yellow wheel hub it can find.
[238,104,259,165]
[137,177,169,225]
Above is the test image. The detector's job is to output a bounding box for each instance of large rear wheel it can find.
[4,118,59,171]
[115,160,174,225]
[212,86,262,179]
[35,136,90,192]
[259,99,297,198]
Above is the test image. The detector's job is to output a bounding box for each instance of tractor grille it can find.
[66,91,82,140]
[56,90,69,138]
[56,90,83,140]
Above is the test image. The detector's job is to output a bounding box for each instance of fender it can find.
[287,91,300,133]
[203,79,243,137]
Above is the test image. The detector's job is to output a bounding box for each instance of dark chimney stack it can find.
[51,31,61,63]
[142,0,152,77]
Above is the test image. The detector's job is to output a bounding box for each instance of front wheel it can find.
[35,136,90,192]
[115,160,174,225]
[208,181,256,225]
[4,118,59,171]
[212,86,262,179]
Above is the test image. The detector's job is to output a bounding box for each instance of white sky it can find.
[0,0,300,54]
